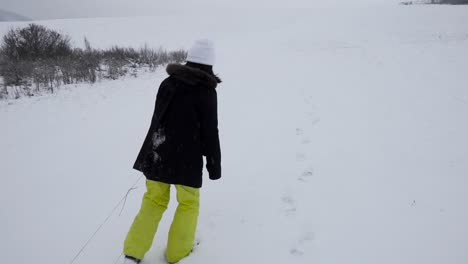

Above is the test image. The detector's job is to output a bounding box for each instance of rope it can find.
[119,186,138,216]
[69,175,143,264]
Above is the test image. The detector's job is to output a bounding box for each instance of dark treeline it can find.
[402,0,468,4]
[434,0,468,3]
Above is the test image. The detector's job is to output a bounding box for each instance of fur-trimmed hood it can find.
[166,64,221,89]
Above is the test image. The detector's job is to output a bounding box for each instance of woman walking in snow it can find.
[123,39,222,264]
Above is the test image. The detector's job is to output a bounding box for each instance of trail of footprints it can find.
[295,96,319,183]
[290,232,316,256]
[280,95,319,256]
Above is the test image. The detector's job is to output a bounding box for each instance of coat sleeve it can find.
[199,88,221,180]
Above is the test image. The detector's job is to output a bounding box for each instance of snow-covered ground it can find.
[1,4,468,264]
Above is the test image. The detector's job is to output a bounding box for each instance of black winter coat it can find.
[133,63,221,188]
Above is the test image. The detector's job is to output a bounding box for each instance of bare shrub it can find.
[169,50,188,64]
[1,24,72,61]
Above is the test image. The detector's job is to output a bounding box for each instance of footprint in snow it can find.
[281,195,297,216]
[290,232,315,257]
[297,127,310,145]
[290,248,304,256]
[296,128,304,136]
[296,152,306,162]
[298,167,314,182]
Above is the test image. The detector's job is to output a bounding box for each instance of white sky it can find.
[1,0,391,20]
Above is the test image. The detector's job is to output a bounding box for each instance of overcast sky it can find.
[1,0,390,20]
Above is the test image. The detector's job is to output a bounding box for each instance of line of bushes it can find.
[0,24,187,99]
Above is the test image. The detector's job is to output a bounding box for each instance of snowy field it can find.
[1,4,468,264]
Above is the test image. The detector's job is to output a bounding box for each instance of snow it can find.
[1,4,468,264]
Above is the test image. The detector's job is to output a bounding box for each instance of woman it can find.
[123,39,222,264]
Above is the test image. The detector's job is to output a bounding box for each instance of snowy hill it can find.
[1,4,468,264]
[0,9,30,22]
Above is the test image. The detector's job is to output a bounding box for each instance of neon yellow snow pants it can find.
[124,180,200,263]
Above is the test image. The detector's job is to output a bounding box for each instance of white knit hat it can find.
[186,39,216,66]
